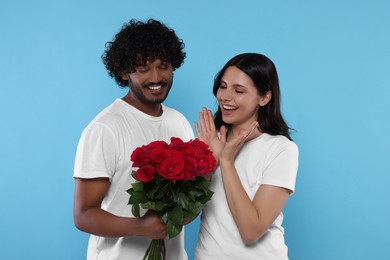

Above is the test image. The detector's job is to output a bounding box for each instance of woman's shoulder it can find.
[260,133,298,153]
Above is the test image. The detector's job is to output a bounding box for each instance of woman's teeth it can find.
[223,105,237,110]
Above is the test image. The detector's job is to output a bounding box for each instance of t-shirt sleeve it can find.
[73,122,118,180]
[261,141,299,193]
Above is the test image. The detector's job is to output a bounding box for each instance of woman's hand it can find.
[219,121,259,163]
[194,107,226,161]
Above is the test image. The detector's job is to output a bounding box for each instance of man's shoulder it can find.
[85,99,128,129]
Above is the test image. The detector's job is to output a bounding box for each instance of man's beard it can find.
[129,80,172,105]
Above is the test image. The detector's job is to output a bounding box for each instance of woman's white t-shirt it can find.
[195,133,299,260]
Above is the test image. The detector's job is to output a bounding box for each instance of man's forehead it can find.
[135,58,169,66]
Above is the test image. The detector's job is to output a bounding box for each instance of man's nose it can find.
[149,68,162,83]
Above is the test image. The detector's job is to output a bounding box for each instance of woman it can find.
[194,53,299,259]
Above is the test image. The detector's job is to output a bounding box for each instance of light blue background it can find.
[1,1,389,259]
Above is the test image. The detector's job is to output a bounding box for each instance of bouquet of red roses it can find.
[127,137,216,260]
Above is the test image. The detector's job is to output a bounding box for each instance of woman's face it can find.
[216,66,263,129]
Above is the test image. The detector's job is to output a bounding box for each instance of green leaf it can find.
[168,207,183,224]
[126,187,134,196]
[141,201,170,212]
[131,181,144,192]
[141,201,157,211]
[188,189,204,197]
[155,201,170,212]
[155,182,169,199]
[197,189,214,204]
[144,181,169,200]
[188,201,205,214]
[128,191,149,204]
[132,204,140,217]
[174,193,189,209]
[131,171,137,179]
[182,210,198,219]
[146,187,158,199]
[192,176,210,189]
[167,221,183,239]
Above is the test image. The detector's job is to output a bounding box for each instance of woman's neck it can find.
[227,124,262,143]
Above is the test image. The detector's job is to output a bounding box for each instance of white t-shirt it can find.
[195,133,299,260]
[74,98,194,260]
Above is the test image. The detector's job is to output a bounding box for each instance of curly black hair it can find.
[101,19,186,87]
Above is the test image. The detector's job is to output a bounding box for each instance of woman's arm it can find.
[219,160,291,244]
[217,123,292,244]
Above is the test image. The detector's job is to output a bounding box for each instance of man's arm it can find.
[73,177,167,239]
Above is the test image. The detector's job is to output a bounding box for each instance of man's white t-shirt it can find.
[74,98,194,260]
[195,133,299,260]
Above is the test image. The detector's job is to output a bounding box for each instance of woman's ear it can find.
[259,91,272,107]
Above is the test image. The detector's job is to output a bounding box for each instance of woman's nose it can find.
[220,91,233,101]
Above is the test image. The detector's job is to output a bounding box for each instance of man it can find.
[73,19,193,259]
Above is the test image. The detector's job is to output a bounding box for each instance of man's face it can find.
[124,59,173,106]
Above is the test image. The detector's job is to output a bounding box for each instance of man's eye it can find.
[160,63,170,69]
[137,67,149,73]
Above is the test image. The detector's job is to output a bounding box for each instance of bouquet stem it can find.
[143,239,166,260]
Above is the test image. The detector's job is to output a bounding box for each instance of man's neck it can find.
[122,96,163,117]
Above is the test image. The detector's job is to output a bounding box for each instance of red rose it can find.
[170,137,184,146]
[191,139,209,149]
[183,157,198,180]
[170,150,184,159]
[158,156,185,181]
[181,144,196,157]
[131,141,167,167]
[197,154,217,175]
[131,147,151,167]
[191,139,211,159]
[135,165,157,182]
[168,137,185,151]
[147,140,168,149]
[149,147,171,167]
[131,138,216,181]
